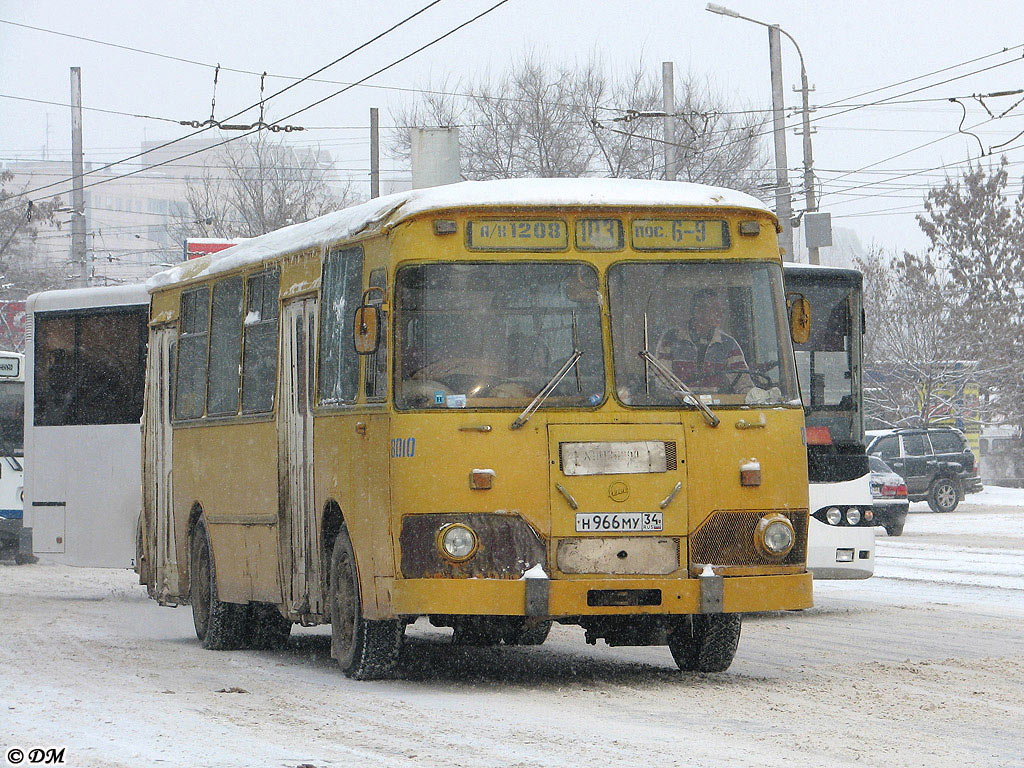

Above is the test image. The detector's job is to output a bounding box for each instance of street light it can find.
[706,3,818,263]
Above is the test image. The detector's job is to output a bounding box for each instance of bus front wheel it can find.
[667,614,742,673]
[190,521,247,650]
[329,525,404,679]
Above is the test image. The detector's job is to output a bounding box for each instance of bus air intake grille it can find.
[689,510,807,569]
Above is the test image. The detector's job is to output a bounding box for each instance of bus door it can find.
[143,326,178,601]
[279,297,320,617]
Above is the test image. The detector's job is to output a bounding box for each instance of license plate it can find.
[575,512,663,533]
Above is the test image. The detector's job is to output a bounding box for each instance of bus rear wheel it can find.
[329,525,404,679]
[667,614,742,673]
[190,521,247,650]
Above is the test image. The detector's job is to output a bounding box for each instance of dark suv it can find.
[865,428,983,513]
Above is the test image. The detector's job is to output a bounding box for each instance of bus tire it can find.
[190,521,247,650]
[885,520,905,537]
[329,525,403,679]
[927,477,960,513]
[668,614,742,673]
[246,604,292,650]
[502,619,552,646]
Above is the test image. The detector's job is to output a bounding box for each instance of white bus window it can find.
[34,309,147,426]
[174,287,210,420]
[207,276,244,416]
[318,247,364,405]
[241,270,279,414]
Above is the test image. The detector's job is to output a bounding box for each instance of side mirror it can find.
[787,293,811,344]
[353,304,381,355]
[353,287,385,356]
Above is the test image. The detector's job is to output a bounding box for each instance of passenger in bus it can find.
[655,287,754,394]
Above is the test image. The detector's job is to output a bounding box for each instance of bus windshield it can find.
[609,261,798,407]
[791,276,862,443]
[396,262,605,410]
[0,379,24,455]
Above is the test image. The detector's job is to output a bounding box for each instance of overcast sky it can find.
[3,0,1024,255]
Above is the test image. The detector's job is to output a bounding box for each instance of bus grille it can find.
[689,510,807,568]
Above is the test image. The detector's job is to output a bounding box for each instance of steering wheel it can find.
[411,357,534,398]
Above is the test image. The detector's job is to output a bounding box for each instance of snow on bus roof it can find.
[27,283,150,313]
[147,178,771,291]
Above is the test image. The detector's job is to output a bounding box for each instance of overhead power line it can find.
[18,0,512,205]
[10,0,448,201]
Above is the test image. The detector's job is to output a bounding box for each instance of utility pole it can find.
[70,67,89,286]
[796,63,818,264]
[662,62,677,181]
[369,107,380,199]
[767,27,794,260]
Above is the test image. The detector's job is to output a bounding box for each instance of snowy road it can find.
[3,502,1023,768]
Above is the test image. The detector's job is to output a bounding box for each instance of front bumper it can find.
[389,571,813,617]
[871,499,908,527]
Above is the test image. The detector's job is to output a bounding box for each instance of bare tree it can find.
[859,248,999,432]
[169,133,359,243]
[388,55,771,195]
[0,170,64,297]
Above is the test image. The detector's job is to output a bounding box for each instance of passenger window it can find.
[34,308,148,426]
[241,270,280,414]
[366,268,387,401]
[206,276,244,416]
[929,431,962,453]
[174,287,210,420]
[318,246,364,405]
[902,433,930,457]
[874,436,899,460]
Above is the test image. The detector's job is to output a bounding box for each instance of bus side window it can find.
[318,246,364,405]
[174,287,210,420]
[207,276,244,416]
[366,268,387,401]
[241,269,280,414]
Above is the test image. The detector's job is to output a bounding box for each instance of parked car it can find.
[865,427,983,513]
[868,455,909,536]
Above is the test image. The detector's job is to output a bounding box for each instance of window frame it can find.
[205,275,245,418]
[392,259,607,412]
[364,267,388,403]
[317,245,365,409]
[33,305,148,427]
[240,268,281,416]
[173,286,211,422]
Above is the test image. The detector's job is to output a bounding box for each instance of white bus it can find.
[0,351,25,557]
[784,265,875,579]
[23,284,150,567]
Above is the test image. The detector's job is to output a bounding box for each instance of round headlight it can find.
[846,507,862,525]
[439,524,477,561]
[755,514,795,558]
[825,507,842,525]
[863,508,874,522]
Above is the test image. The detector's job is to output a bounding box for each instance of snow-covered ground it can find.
[3,500,1023,768]
[821,492,1024,615]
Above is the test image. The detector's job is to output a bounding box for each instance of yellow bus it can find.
[137,178,812,679]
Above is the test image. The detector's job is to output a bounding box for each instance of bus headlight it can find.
[438,524,478,562]
[755,514,795,558]
[846,508,862,525]
[825,507,842,525]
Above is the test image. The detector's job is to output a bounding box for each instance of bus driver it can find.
[655,287,754,395]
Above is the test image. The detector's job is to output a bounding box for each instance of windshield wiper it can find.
[510,349,582,430]
[511,312,583,431]
[639,349,720,427]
